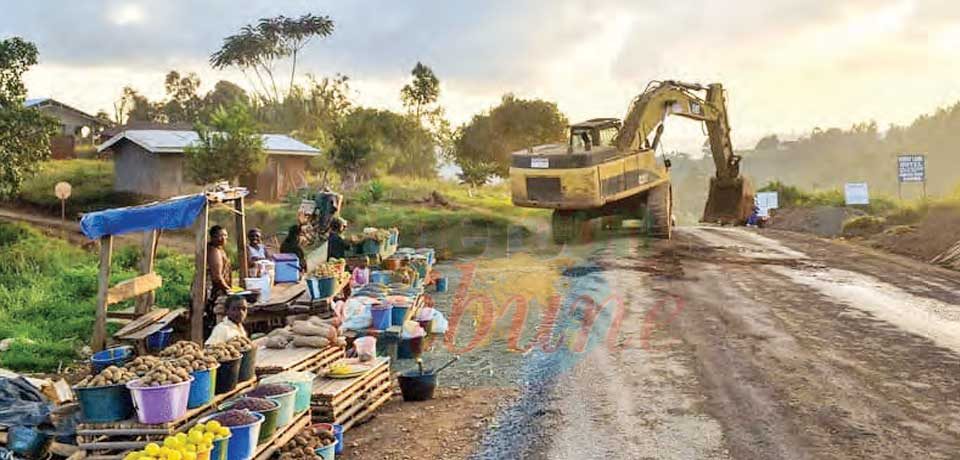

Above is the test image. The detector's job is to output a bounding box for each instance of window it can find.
[598,126,618,146]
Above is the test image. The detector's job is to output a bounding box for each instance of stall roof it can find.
[80,194,208,239]
[97,130,321,156]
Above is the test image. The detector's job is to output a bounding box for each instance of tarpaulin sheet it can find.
[80,194,206,239]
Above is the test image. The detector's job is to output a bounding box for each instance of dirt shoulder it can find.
[338,387,515,460]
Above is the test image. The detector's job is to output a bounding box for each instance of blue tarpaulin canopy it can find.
[80,194,207,239]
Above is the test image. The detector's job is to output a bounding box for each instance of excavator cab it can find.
[568,118,621,152]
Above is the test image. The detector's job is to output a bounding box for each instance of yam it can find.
[292,335,330,349]
[292,321,332,337]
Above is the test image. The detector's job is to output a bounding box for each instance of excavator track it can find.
[645,183,672,238]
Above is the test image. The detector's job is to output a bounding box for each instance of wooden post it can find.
[135,230,160,315]
[93,236,113,351]
[191,203,209,344]
[235,197,248,284]
[275,159,282,201]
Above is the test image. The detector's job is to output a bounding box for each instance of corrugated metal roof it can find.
[24,98,49,107]
[98,129,321,156]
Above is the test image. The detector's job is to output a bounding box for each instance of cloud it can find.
[4,0,960,151]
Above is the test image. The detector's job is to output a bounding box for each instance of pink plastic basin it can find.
[126,377,194,424]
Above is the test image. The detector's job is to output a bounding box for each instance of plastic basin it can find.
[398,370,436,401]
[126,377,194,424]
[370,306,393,331]
[261,372,315,413]
[146,327,174,352]
[210,434,231,460]
[390,305,409,326]
[200,412,263,460]
[219,398,280,444]
[313,423,343,455]
[215,357,241,394]
[314,440,338,460]
[8,425,52,459]
[307,277,336,300]
[188,366,218,409]
[362,239,380,255]
[260,387,297,427]
[75,383,134,422]
[369,271,391,285]
[90,346,134,374]
[435,277,447,292]
[238,347,257,382]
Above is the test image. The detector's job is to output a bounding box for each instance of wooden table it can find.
[254,344,344,375]
[311,357,392,431]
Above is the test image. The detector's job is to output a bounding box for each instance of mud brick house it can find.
[98,129,321,200]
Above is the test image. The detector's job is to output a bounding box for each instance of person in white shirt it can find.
[206,295,248,346]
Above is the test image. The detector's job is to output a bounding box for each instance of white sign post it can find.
[845,182,870,206]
[54,181,72,239]
[755,191,779,217]
[897,154,926,199]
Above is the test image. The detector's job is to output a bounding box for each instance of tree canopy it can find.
[452,94,568,179]
[184,103,265,186]
[0,37,59,199]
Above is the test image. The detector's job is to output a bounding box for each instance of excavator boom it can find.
[615,80,754,224]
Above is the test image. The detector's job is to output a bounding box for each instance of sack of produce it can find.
[292,335,330,349]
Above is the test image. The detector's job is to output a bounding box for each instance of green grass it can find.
[15,160,142,217]
[759,180,898,214]
[0,222,193,372]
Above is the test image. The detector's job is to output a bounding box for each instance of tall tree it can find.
[162,70,202,123]
[400,62,440,122]
[118,86,163,123]
[203,80,249,116]
[184,103,265,185]
[211,14,334,103]
[453,94,567,177]
[0,37,59,198]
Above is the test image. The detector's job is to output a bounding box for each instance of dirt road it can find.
[464,227,960,459]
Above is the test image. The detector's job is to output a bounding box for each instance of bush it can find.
[15,160,143,217]
[841,215,886,237]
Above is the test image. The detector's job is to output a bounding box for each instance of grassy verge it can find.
[0,222,193,372]
[13,159,143,217]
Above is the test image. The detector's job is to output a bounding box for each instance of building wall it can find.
[39,105,99,138]
[256,155,311,201]
[112,141,188,197]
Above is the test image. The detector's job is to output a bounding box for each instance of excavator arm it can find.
[615,80,754,224]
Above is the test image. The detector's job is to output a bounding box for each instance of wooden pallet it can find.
[251,409,311,460]
[311,357,392,431]
[76,378,256,459]
[255,345,344,375]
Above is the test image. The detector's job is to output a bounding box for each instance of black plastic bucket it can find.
[238,347,258,382]
[397,370,436,401]
[215,357,241,394]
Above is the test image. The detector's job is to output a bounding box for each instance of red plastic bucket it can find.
[126,377,194,424]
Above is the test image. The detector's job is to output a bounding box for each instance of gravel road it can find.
[467,226,960,459]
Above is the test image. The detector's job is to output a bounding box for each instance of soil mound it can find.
[768,206,865,237]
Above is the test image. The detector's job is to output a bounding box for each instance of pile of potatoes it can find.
[157,341,220,372]
[76,365,138,388]
[206,342,243,362]
[124,356,163,376]
[159,340,204,358]
[277,426,336,460]
[227,335,253,352]
[135,361,192,387]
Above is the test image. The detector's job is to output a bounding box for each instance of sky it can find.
[3,0,960,152]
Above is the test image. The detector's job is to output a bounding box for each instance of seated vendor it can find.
[280,224,309,273]
[247,228,273,275]
[206,295,248,346]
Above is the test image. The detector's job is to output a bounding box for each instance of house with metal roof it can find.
[25,98,112,159]
[98,129,321,200]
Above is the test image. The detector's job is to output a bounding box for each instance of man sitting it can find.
[206,295,248,346]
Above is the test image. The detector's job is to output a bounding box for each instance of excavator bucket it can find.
[702,177,755,225]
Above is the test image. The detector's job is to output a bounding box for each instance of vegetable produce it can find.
[206,342,242,362]
[122,421,229,460]
[124,356,163,376]
[159,341,204,359]
[292,336,330,349]
[227,335,253,352]
[134,361,192,387]
[76,365,138,388]
[277,426,336,460]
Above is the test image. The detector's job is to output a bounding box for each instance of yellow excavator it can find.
[509,80,754,241]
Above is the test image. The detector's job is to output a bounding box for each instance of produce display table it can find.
[250,409,311,460]
[254,344,344,376]
[311,357,392,431]
[75,378,256,460]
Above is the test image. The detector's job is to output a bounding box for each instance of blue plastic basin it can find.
[146,328,173,352]
[90,346,134,374]
[75,383,135,423]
